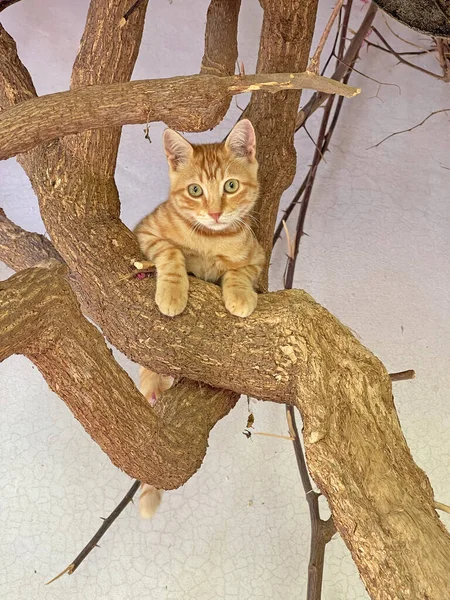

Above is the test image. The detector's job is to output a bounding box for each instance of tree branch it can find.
[296,2,377,130]
[0,24,37,109]
[0,261,238,487]
[371,26,443,81]
[242,0,320,284]
[200,0,241,76]
[46,479,142,584]
[0,73,359,162]
[0,208,63,270]
[67,0,149,174]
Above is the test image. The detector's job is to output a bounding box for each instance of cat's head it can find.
[163,119,258,232]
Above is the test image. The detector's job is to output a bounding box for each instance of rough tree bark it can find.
[1,1,450,599]
[244,0,319,283]
[0,72,358,162]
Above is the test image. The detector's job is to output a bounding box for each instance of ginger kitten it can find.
[134,119,264,518]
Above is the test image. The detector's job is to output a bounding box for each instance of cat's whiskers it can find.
[235,216,257,242]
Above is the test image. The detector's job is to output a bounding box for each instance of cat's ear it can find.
[163,129,193,170]
[225,119,256,161]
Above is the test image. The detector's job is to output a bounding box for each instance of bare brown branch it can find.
[0,208,63,270]
[371,27,443,80]
[0,262,237,487]
[296,2,377,130]
[0,73,359,162]
[390,369,416,381]
[0,25,36,109]
[369,108,450,149]
[308,0,344,75]
[47,479,141,584]
[67,0,149,174]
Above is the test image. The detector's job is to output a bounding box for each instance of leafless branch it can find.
[371,27,443,80]
[0,72,359,161]
[369,108,450,149]
[308,0,344,75]
[390,369,416,382]
[296,2,377,130]
[47,480,141,584]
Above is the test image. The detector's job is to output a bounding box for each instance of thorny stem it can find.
[47,479,141,584]
[296,2,377,130]
[371,27,443,80]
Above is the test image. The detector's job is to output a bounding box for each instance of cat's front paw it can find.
[156,280,188,316]
[223,288,257,318]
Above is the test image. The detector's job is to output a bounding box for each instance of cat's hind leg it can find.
[139,366,174,406]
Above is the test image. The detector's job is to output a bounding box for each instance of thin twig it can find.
[382,14,431,51]
[369,108,450,149]
[46,479,141,584]
[435,501,450,515]
[364,39,432,57]
[436,38,450,82]
[371,27,443,80]
[286,406,336,600]
[285,94,336,287]
[296,2,378,130]
[389,369,415,382]
[308,0,344,74]
[333,54,402,95]
[121,0,146,24]
[252,432,295,441]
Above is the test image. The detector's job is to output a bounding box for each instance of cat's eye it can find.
[188,184,203,198]
[224,179,239,194]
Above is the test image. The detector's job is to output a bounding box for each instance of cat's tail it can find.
[139,484,163,519]
[138,366,174,519]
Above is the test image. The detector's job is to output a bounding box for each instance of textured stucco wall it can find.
[1,1,449,599]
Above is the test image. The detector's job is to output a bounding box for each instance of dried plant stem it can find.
[308,0,344,74]
[435,38,450,82]
[371,27,443,80]
[286,406,336,600]
[390,369,415,382]
[369,108,450,149]
[435,501,450,515]
[285,94,336,286]
[47,480,141,584]
[296,2,377,130]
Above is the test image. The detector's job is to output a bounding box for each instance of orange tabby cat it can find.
[134,119,264,518]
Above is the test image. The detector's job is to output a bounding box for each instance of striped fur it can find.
[134,120,264,518]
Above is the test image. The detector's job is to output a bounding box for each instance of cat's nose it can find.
[208,212,223,223]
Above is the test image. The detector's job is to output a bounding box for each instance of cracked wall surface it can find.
[1,0,450,598]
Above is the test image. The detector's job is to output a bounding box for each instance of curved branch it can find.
[0,73,359,162]
[0,261,237,488]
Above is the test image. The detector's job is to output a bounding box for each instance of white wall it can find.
[1,1,449,599]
